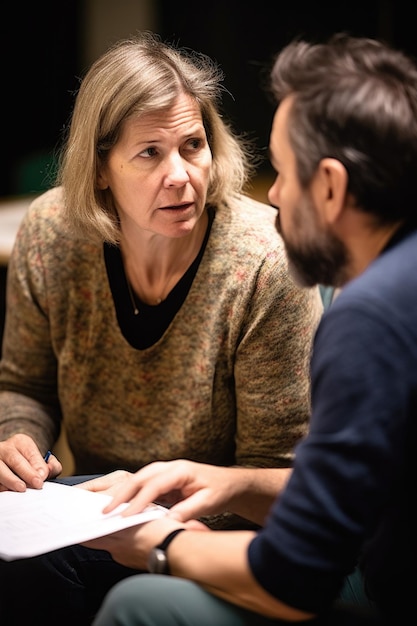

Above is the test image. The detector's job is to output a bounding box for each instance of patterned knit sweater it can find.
[0,187,322,524]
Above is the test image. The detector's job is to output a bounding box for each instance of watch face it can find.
[148,548,169,575]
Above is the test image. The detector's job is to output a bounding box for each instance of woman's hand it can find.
[0,433,62,492]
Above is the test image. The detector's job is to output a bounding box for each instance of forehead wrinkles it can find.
[136,95,203,133]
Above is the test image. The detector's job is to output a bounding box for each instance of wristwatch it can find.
[147,528,186,575]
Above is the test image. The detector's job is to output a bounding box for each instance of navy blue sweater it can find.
[249,225,417,622]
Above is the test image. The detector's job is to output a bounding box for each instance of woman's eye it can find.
[187,138,202,150]
[139,147,158,158]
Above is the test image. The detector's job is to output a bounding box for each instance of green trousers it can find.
[92,567,383,626]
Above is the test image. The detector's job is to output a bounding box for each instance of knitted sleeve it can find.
[0,190,65,449]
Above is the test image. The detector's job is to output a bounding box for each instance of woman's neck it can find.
[120,211,209,306]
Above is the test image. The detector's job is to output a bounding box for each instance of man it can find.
[82,33,416,625]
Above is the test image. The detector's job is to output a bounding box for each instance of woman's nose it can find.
[164,154,190,187]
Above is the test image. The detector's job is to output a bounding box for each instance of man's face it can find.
[267,96,347,287]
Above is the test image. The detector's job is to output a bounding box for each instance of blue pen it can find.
[44,450,52,463]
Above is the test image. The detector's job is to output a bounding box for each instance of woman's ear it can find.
[96,169,109,190]
[312,158,348,224]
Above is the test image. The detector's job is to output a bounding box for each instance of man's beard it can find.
[275,212,348,288]
[284,233,348,288]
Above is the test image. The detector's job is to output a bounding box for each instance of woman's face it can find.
[98,93,213,240]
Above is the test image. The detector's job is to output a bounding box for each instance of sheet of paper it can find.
[0,481,167,561]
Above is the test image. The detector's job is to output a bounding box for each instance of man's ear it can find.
[312,158,348,224]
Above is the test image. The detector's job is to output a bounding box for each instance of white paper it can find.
[0,481,167,561]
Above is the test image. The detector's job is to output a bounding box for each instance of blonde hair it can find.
[57,31,257,243]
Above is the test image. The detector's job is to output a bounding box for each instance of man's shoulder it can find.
[353,228,417,308]
[321,235,417,356]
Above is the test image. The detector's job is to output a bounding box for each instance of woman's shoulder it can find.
[23,186,68,233]
[222,194,279,234]
[214,194,282,250]
[17,186,98,256]
[27,185,65,212]
[227,193,277,220]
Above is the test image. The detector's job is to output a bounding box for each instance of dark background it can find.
[1,0,416,198]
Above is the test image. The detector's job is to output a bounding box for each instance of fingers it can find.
[76,470,132,493]
[101,461,186,514]
[97,459,215,522]
[104,460,207,519]
[0,434,51,491]
[43,454,63,480]
[167,488,214,521]
[102,473,167,514]
[0,462,28,492]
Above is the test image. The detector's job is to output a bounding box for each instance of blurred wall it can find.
[81,0,158,67]
[1,1,81,197]
[2,0,417,198]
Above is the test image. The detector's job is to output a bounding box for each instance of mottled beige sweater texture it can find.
[0,187,322,481]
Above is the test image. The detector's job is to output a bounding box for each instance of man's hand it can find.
[81,460,243,521]
[0,433,62,492]
[79,461,288,526]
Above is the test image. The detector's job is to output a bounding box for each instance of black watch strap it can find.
[148,528,186,575]
[156,527,186,551]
